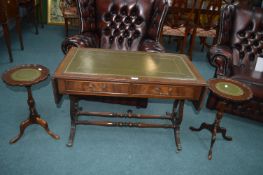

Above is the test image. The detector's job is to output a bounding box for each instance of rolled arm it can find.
[208,45,233,77]
[61,33,98,54]
[138,39,165,53]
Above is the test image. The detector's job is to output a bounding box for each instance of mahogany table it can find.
[190,78,253,160]
[52,48,207,150]
[2,64,60,144]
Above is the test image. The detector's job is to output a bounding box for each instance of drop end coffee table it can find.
[190,78,253,160]
[2,64,60,144]
[52,48,207,150]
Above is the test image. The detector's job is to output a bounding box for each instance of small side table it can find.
[2,64,60,144]
[190,78,253,160]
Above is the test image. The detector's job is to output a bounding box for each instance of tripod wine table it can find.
[190,78,253,160]
[2,64,60,144]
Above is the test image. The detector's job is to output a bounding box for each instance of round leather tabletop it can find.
[2,64,49,87]
[208,78,253,102]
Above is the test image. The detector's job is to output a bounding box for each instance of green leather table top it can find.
[215,82,244,96]
[64,48,196,80]
[11,68,41,81]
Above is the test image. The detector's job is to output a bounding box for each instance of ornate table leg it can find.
[10,86,59,144]
[67,96,78,147]
[189,101,232,160]
[171,100,185,152]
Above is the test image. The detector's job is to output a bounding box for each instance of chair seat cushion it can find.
[231,68,263,99]
[63,7,78,16]
[162,25,187,36]
[195,28,216,37]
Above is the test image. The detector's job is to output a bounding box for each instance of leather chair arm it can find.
[147,0,169,41]
[138,39,165,53]
[208,45,233,77]
[61,33,98,54]
[216,3,235,46]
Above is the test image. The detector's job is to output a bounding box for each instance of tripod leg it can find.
[36,116,60,140]
[219,127,232,141]
[189,122,212,132]
[10,119,32,144]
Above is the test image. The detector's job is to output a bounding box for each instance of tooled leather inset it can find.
[102,4,144,49]
[78,0,96,33]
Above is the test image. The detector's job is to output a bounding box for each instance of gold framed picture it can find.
[47,0,64,25]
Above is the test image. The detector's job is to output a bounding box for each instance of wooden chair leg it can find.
[188,28,197,61]
[32,5,39,34]
[180,33,188,54]
[2,23,13,62]
[200,37,206,52]
[15,17,24,50]
[39,0,44,28]
[65,18,69,37]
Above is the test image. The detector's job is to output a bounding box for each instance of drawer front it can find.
[63,80,129,95]
[132,84,199,99]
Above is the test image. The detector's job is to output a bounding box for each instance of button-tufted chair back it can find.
[217,5,263,71]
[61,0,169,108]
[62,0,169,53]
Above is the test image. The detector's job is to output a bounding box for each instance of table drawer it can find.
[64,80,129,95]
[132,84,197,98]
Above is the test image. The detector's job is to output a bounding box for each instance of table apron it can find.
[57,79,203,100]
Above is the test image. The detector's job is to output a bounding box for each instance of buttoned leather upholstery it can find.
[207,4,263,122]
[62,0,169,53]
[61,0,169,108]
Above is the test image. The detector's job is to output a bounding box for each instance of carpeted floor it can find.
[0,24,263,175]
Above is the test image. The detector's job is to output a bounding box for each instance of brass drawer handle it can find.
[87,83,108,92]
[88,84,94,91]
[154,87,172,96]
[101,84,107,90]
[154,87,160,93]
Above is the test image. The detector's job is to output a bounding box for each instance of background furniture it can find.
[190,78,252,160]
[193,0,222,51]
[2,64,60,143]
[52,47,206,148]
[19,0,44,34]
[207,4,263,122]
[59,0,79,36]
[0,0,24,62]
[162,0,204,60]
[61,0,169,108]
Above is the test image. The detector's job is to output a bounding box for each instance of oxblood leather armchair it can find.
[61,0,169,108]
[62,0,169,54]
[207,4,263,122]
